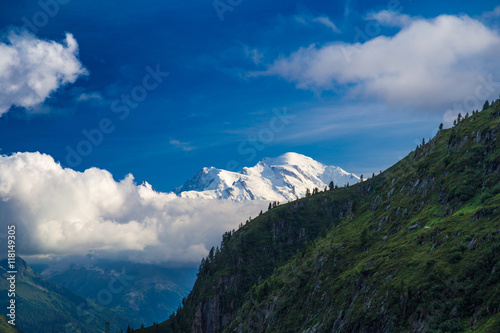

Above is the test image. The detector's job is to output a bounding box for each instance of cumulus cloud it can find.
[0,29,87,116]
[0,152,265,264]
[257,13,500,110]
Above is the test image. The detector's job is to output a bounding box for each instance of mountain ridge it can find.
[174,152,360,202]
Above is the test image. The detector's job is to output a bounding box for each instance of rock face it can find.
[175,152,360,202]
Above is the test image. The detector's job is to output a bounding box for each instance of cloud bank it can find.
[0,152,265,264]
[258,13,500,110]
[0,30,87,116]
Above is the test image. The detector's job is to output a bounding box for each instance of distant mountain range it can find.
[0,258,131,333]
[43,262,197,328]
[174,152,360,202]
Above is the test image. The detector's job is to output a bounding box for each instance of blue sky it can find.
[0,0,499,192]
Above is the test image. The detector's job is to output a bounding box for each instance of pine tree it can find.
[360,174,364,182]
[208,247,215,261]
[268,202,272,211]
[329,181,334,190]
[305,188,311,197]
[483,100,490,111]
[439,123,443,131]
[198,258,206,275]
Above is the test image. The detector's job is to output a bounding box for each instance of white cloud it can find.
[0,152,265,264]
[312,16,341,33]
[257,14,500,110]
[365,10,412,28]
[0,29,87,116]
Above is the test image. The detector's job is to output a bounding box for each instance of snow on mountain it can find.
[174,152,360,202]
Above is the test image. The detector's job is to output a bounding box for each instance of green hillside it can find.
[136,100,500,332]
[0,315,21,333]
[0,258,132,333]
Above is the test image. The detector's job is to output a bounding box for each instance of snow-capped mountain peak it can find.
[174,153,360,202]
[261,152,317,166]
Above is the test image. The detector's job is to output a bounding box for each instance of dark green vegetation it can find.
[0,258,132,333]
[0,315,21,333]
[45,262,197,328]
[136,102,500,332]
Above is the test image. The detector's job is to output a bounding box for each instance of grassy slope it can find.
[137,101,500,332]
[0,315,22,333]
[230,104,500,332]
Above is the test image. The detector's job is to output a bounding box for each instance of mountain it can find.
[0,257,131,333]
[174,152,360,202]
[42,262,197,328]
[136,101,500,332]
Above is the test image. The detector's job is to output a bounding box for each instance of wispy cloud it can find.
[76,92,104,102]
[170,139,196,151]
[270,103,437,144]
[344,0,351,17]
[242,45,264,65]
[294,14,341,33]
[365,10,412,28]
[0,29,87,116]
[312,16,341,33]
